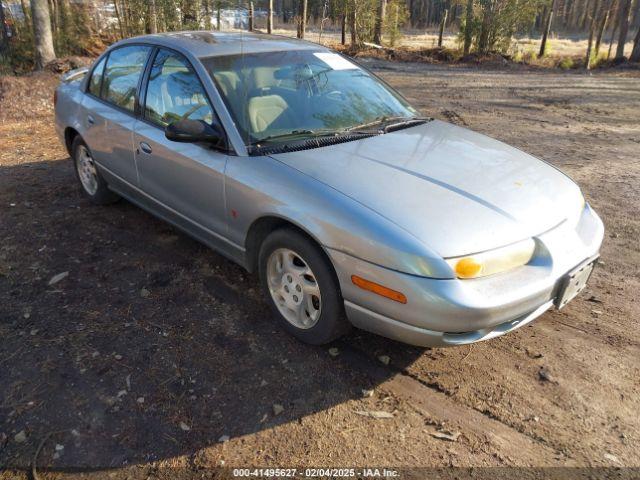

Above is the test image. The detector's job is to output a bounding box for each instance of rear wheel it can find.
[72,136,119,205]
[259,228,350,345]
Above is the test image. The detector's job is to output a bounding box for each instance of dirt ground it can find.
[272,25,639,58]
[1,60,639,479]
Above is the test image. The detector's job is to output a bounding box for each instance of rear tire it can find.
[259,228,350,345]
[72,136,119,205]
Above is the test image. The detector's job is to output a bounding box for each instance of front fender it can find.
[225,155,453,279]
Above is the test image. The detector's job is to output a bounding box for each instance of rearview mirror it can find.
[165,119,225,147]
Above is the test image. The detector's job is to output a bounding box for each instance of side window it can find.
[88,56,106,97]
[144,49,214,127]
[101,45,151,112]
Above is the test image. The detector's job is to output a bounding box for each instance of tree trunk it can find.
[580,0,592,29]
[20,0,32,25]
[608,13,619,56]
[298,0,307,38]
[90,0,102,34]
[373,0,386,44]
[216,1,221,30]
[49,0,58,37]
[539,0,556,57]
[616,0,632,57]
[562,0,572,27]
[112,0,124,38]
[31,0,56,69]
[595,0,613,55]
[267,0,273,33]
[148,0,158,33]
[463,0,473,55]
[341,13,346,44]
[249,1,254,31]
[477,0,492,53]
[438,8,448,47]
[0,1,9,56]
[350,0,357,45]
[631,24,640,60]
[203,0,211,30]
[586,0,601,68]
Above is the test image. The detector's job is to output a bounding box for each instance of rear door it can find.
[80,45,152,184]
[133,47,228,237]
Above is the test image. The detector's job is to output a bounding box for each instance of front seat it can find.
[247,95,294,134]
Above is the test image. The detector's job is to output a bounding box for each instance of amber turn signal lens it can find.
[351,275,407,304]
[454,257,483,278]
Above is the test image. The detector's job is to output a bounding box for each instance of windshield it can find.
[201,50,419,146]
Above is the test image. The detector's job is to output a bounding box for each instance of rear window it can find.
[101,45,151,112]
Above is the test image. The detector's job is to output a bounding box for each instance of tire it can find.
[258,228,350,345]
[71,136,120,205]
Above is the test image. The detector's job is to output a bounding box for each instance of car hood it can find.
[269,119,583,258]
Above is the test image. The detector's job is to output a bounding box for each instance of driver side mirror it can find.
[165,119,225,148]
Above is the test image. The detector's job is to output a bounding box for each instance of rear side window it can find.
[101,45,151,112]
[88,57,106,97]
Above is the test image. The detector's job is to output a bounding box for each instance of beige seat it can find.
[247,94,292,133]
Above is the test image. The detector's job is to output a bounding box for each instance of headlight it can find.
[445,238,536,279]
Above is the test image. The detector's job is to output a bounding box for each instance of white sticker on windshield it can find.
[313,52,359,70]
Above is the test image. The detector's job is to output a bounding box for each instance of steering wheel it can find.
[324,90,344,101]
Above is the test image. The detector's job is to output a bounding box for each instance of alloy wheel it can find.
[76,145,99,196]
[266,248,322,329]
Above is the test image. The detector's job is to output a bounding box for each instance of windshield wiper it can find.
[249,128,372,146]
[347,115,427,133]
[250,129,330,146]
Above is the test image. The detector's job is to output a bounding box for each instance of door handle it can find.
[87,115,95,125]
[139,142,152,154]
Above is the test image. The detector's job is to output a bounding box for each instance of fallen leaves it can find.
[429,430,461,442]
[47,271,68,286]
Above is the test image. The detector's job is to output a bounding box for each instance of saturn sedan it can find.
[54,32,604,347]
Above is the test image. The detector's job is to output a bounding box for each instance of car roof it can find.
[115,31,327,58]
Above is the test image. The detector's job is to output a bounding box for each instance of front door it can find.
[133,48,228,239]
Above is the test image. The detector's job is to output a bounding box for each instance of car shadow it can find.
[0,159,426,471]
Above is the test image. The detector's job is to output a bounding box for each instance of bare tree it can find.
[0,1,10,56]
[350,0,357,45]
[113,0,125,38]
[267,0,274,33]
[298,0,308,38]
[463,0,473,54]
[539,0,557,57]
[585,0,601,68]
[595,0,614,55]
[31,0,56,69]
[249,1,254,31]
[20,0,31,25]
[438,8,448,47]
[615,0,632,58]
[631,25,640,60]
[373,0,386,44]
[149,0,158,33]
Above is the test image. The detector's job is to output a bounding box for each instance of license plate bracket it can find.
[555,256,598,309]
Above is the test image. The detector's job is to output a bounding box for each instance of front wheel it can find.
[72,136,119,205]
[259,228,350,345]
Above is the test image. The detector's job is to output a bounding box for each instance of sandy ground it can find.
[268,25,638,58]
[0,60,639,479]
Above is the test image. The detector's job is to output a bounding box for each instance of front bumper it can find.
[327,203,604,347]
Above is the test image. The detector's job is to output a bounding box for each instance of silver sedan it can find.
[54,32,604,347]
